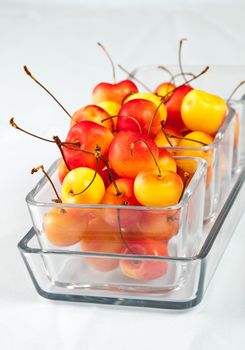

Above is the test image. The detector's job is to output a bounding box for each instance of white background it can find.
[0,1,245,349]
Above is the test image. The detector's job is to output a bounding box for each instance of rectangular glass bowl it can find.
[129,65,245,220]
[18,157,217,308]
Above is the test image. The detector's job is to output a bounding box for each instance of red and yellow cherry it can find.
[63,120,113,171]
[158,148,177,173]
[108,130,159,178]
[134,169,183,206]
[155,82,175,98]
[44,207,88,247]
[92,80,138,105]
[70,104,114,131]
[136,209,180,241]
[154,125,181,147]
[181,90,227,134]
[97,101,121,128]
[80,217,123,272]
[117,99,162,138]
[176,131,214,174]
[61,167,105,204]
[124,92,167,124]
[100,177,141,230]
[58,159,69,184]
[119,239,168,280]
[165,85,193,131]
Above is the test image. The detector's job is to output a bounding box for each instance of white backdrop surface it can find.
[0,1,245,349]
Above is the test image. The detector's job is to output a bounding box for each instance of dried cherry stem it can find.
[131,139,162,177]
[162,66,209,103]
[179,172,190,202]
[99,154,122,196]
[178,38,188,83]
[227,81,245,103]
[116,209,135,255]
[10,118,80,171]
[160,121,173,147]
[23,66,72,119]
[70,157,99,196]
[31,165,62,203]
[170,72,195,84]
[53,136,71,171]
[157,65,175,84]
[147,66,209,136]
[97,42,116,84]
[166,133,208,146]
[10,118,79,146]
[61,143,95,156]
[10,117,55,143]
[118,64,152,92]
[101,114,143,134]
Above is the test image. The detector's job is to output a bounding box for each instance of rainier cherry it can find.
[80,216,123,272]
[70,105,114,131]
[119,239,168,280]
[92,43,138,105]
[176,131,214,174]
[136,210,180,241]
[117,98,162,138]
[44,207,88,247]
[124,92,167,124]
[108,130,159,178]
[181,90,227,134]
[101,177,141,231]
[63,120,113,171]
[61,167,105,204]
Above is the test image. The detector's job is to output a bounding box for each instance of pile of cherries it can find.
[12,41,243,281]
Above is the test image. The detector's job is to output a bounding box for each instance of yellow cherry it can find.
[61,167,105,204]
[176,131,214,174]
[97,101,121,128]
[181,90,227,134]
[134,169,183,207]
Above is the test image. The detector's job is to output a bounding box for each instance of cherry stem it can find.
[31,165,62,203]
[10,117,55,143]
[178,38,188,83]
[61,143,95,156]
[170,72,195,84]
[179,172,190,202]
[147,66,209,137]
[99,154,122,196]
[157,65,175,84]
[10,117,79,147]
[227,81,245,103]
[71,157,99,196]
[116,209,135,255]
[97,42,116,84]
[163,66,209,102]
[53,136,71,171]
[118,64,151,92]
[160,121,173,147]
[166,133,208,146]
[23,66,72,119]
[131,139,162,177]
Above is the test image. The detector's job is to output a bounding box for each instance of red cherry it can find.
[63,120,113,171]
[92,80,138,105]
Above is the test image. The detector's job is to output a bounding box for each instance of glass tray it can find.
[18,164,245,310]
